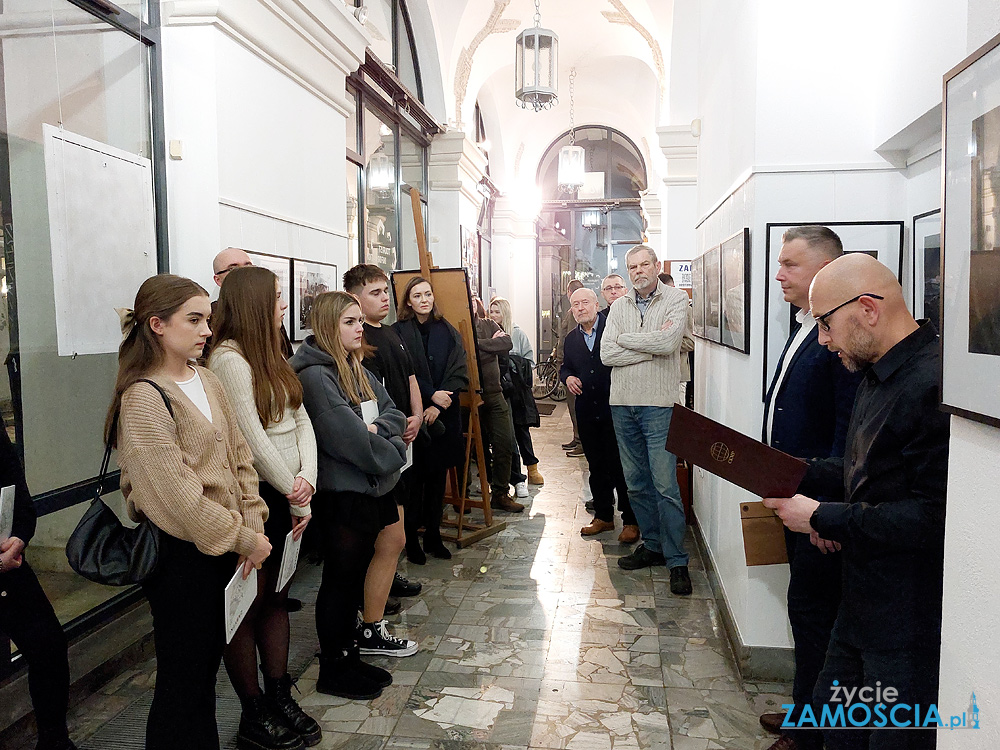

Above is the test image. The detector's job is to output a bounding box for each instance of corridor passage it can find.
[49,404,789,750]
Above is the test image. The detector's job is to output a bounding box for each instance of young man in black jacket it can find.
[559,288,638,543]
[0,428,76,750]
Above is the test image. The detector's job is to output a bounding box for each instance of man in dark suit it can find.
[560,288,638,543]
[759,226,862,750]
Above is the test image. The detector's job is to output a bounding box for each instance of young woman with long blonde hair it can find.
[290,291,408,700]
[207,267,320,749]
[108,274,271,750]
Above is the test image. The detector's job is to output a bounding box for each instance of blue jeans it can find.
[611,405,689,568]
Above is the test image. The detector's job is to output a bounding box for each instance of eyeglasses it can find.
[602,284,626,292]
[214,262,253,277]
[814,293,884,332]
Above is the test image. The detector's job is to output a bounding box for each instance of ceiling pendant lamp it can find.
[557,68,584,193]
[367,152,394,196]
[515,0,558,112]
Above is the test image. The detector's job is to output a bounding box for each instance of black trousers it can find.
[513,422,539,466]
[813,625,940,750]
[578,416,635,525]
[405,466,447,546]
[783,529,842,749]
[312,497,378,657]
[479,392,514,498]
[142,534,236,750]
[0,561,70,738]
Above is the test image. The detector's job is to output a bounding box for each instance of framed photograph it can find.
[461,225,480,299]
[912,209,942,329]
[942,32,1000,427]
[762,221,904,399]
[691,254,706,338]
[246,252,291,340]
[720,228,751,354]
[291,259,339,341]
[704,244,722,343]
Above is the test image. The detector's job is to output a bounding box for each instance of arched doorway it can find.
[535,126,647,355]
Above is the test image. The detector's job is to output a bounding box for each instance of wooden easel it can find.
[393,188,506,548]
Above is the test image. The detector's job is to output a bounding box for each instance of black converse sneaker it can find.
[357,619,418,657]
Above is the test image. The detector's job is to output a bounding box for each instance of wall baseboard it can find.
[692,517,795,683]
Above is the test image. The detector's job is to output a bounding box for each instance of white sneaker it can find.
[515,481,528,498]
[358,619,419,657]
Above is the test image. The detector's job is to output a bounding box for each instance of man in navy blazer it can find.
[560,288,639,542]
[759,226,862,750]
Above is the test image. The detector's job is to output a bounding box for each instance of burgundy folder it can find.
[665,404,808,498]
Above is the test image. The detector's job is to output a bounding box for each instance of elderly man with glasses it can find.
[757,226,862,750]
[600,274,628,307]
[765,254,949,750]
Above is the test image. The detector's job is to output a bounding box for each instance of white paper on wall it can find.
[42,124,158,357]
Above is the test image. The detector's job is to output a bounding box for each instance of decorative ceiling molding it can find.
[601,0,664,100]
[453,0,520,128]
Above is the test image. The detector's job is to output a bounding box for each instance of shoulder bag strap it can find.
[98,378,175,495]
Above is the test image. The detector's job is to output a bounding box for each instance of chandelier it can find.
[557,68,585,193]
[515,0,558,111]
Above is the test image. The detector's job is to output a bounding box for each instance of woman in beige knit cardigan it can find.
[207,266,321,749]
[107,274,271,750]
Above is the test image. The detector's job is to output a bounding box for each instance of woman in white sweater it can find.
[208,266,320,750]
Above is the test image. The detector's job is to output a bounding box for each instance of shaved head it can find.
[213,247,253,285]
[810,254,917,369]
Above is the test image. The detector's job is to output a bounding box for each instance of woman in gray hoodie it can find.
[289,291,407,701]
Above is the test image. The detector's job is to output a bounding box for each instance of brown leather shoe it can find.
[618,525,640,544]
[763,735,798,750]
[526,464,545,485]
[580,519,616,536]
[491,494,525,513]
[760,712,787,735]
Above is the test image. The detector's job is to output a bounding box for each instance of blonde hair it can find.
[489,296,513,335]
[310,291,376,405]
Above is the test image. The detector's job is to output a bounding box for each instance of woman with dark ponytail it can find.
[109,274,272,750]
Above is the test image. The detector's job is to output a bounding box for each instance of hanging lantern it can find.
[367,152,394,195]
[557,68,584,192]
[515,0,558,111]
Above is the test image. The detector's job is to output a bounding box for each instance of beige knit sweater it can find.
[600,280,692,407]
[118,367,267,558]
[208,342,318,516]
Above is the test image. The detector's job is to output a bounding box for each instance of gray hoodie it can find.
[290,337,407,497]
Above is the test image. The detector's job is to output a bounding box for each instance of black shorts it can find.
[312,489,399,535]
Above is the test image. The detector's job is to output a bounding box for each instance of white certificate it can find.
[403,443,414,472]
[275,529,302,593]
[360,399,378,424]
[224,565,258,644]
[0,485,15,542]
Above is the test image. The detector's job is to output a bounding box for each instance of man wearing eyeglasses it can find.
[758,227,862,750]
[212,246,254,286]
[601,244,693,594]
[600,274,628,307]
[765,253,949,750]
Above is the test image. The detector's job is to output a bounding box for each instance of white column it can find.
[492,201,539,355]
[656,123,700,263]
[427,128,488,268]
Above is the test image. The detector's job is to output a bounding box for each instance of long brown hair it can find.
[105,274,209,445]
[311,291,376,405]
[396,276,442,322]
[207,266,303,427]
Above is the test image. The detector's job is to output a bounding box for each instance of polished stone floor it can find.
[18,402,791,750]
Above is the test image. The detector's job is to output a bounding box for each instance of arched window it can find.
[536,126,647,200]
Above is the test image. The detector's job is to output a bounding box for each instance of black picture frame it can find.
[691,254,706,338]
[762,221,905,400]
[704,244,722,343]
[912,209,942,329]
[291,258,339,342]
[941,31,1000,428]
[720,228,751,354]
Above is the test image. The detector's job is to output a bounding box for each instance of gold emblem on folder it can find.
[710,442,735,464]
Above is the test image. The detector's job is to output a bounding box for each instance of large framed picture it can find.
[461,225,480,299]
[704,244,722,343]
[720,228,750,354]
[691,254,706,338]
[942,32,1000,427]
[246,251,291,341]
[912,210,942,329]
[762,221,904,399]
[291,259,339,341]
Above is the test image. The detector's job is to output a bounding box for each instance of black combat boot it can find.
[263,674,322,747]
[236,695,304,750]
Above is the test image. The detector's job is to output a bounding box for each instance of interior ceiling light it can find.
[515,0,558,112]
[557,68,585,193]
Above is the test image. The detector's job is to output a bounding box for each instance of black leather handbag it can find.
[65,379,171,586]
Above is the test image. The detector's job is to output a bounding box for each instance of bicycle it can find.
[532,351,567,402]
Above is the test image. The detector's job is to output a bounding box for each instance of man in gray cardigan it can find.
[601,245,693,595]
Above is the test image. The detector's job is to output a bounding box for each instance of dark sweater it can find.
[474,318,512,395]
